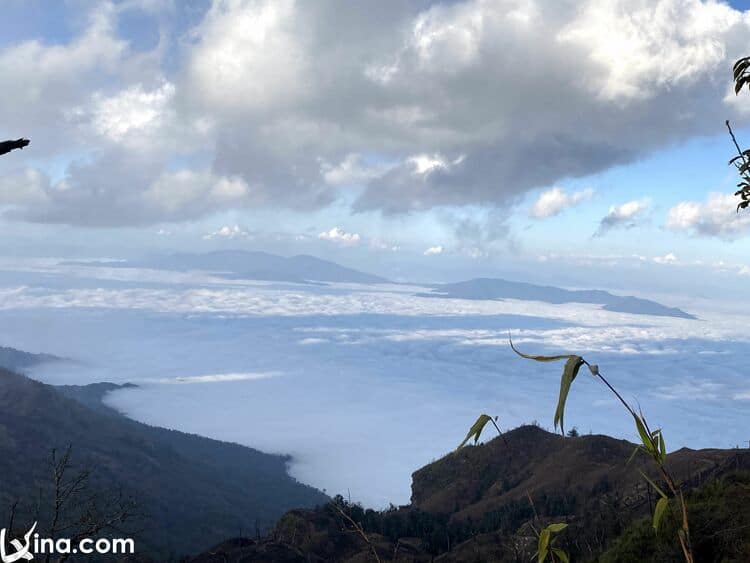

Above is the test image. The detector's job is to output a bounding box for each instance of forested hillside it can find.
[0,369,328,558]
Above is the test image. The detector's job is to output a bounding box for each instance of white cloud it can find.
[653,252,678,265]
[186,0,308,113]
[666,192,750,239]
[87,82,175,143]
[557,0,740,102]
[203,225,250,240]
[182,0,750,217]
[408,153,456,175]
[0,157,262,226]
[320,153,390,186]
[655,379,725,400]
[318,227,361,245]
[423,245,443,256]
[529,187,595,218]
[595,198,651,236]
[3,0,750,226]
[68,80,215,154]
[0,3,127,138]
[0,169,52,206]
[369,238,400,252]
[148,169,249,209]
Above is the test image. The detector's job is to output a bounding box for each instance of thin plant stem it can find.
[490,418,502,435]
[490,417,510,446]
[726,120,746,162]
[583,360,635,418]
[726,120,750,214]
[588,363,694,563]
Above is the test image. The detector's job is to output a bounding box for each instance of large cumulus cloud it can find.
[1,0,749,226]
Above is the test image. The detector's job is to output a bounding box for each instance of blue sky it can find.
[1,0,750,295]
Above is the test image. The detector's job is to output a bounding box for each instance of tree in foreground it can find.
[4,445,137,563]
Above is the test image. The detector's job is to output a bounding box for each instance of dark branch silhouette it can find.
[0,138,30,156]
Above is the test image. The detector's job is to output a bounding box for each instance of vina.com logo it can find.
[0,523,135,562]
[0,522,35,562]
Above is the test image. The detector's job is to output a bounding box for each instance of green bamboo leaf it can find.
[653,496,669,533]
[633,413,655,454]
[537,529,550,563]
[457,414,492,450]
[639,470,668,500]
[546,523,568,533]
[509,337,585,435]
[626,445,642,466]
[659,432,666,463]
[551,547,570,563]
[554,356,584,434]
[509,338,572,363]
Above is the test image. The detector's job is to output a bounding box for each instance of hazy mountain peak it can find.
[423,277,695,319]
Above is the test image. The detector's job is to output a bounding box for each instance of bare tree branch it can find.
[0,138,30,156]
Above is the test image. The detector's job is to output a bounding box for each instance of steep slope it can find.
[422,278,695,319]
[188,426,749,562]
[0,369,328,558]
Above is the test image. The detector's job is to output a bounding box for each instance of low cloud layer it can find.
[0,1,748,226]
[5,264,749,506]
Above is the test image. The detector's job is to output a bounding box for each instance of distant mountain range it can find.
[0,349,328,558]
[421,278,695,319]
[67,250,388,284]
[67,251,694,318]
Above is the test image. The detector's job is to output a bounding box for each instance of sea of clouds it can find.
[0,259,748,507]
